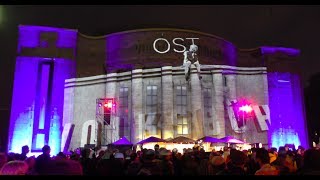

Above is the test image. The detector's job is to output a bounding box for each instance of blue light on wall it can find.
[268,72,308,149]
[9,25,77,156]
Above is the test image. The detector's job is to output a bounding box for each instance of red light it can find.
[239,105,253,113]
[104,100,113,109]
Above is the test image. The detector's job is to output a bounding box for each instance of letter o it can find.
[153,38,170,54]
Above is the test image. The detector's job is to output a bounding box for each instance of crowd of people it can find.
[0,143,320,175]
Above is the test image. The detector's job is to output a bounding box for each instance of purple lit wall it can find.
[8,57,39,154]
[18,25,77,52]
[9,25,77,156]
[223,42,237,66]
[267,72,308,149]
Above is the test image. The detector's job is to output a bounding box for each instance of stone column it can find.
[131,69,144,143]
[161,66,174,139]
[226,74,237,101]
[225,74,240,134]
[190,68,204,139]
[105,73,118,144]
[212,70,225,138]
[262,73,269,105]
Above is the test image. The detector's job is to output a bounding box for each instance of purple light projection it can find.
[261,46,300,57]
[31,62,53,151]
[18,25,77,53]
[267,72,308,149]
[9,25,77,156]
[8,57,39,154]
[106,34,134,72]
[222,41,237,66]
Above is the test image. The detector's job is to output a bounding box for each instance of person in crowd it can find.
[208,155,226,175]
[154,144,160,159]
[43,159,83,175]
[35,145,52,174]
[298,148,320,175]
[220,149,248,175]
[137,149,162,176]
[18,145,29,161]
[159,150,174,175]
[0,160,28,175]
[24,156,37,175]
[0,153,8,170]
[295,146,305,170]
[255,148,279,175]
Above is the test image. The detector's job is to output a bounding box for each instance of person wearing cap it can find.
[183,44,202,81]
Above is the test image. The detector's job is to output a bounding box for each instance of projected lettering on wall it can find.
[153,37,199,54]
[227,104,271,133]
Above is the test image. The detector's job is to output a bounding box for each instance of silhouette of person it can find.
[183,44,202,81]
[18,145,29,161]
[35,145,51,174]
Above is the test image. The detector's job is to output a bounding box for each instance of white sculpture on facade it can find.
[183,44,202,81]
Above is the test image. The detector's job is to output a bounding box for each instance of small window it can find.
[203,88,212,117]
[177,116,188,135]
[176,86,187,115]
[146,85,158,113]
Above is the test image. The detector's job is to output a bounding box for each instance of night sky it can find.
[1,5,320,149]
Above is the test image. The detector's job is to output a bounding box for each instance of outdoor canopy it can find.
[136,136,167,144]
[219,136,245,144]
[197,136,222,143]
[112,136,133,145]
[167,136,196,144]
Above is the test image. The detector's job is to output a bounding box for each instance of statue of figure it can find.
[183,44,202,81]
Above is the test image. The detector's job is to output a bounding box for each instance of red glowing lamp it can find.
[104,100,113,109]
[239,105,253,113]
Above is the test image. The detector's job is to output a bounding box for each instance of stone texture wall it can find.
[64,75,106,149]
[65,65,269,150]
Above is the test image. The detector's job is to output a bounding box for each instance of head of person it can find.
[0,160,29,175]
[210,155,226,170]
[42,145,51,155]
[230,150,247,167]
[255,148,270,165]
[0,153,8,169]
[189,44,198,52]
[284,144,289,151]
[154,144,160,151]
[24,156,36,169]
[21,145,29,155]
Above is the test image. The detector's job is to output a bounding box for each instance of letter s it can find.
[173,38,186,53]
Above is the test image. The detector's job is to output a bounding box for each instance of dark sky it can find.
[1,5,320,147]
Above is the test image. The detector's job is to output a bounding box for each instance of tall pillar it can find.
[105,73,118,143]
[226,74,237,101]
[131,69,144,143]
[190,68,204,139]
[161,66,174,139]
[212,71,225,137]
[225,74,240,134]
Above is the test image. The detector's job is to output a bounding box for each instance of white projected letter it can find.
[153,38,170,54]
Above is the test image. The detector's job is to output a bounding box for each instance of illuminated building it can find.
[8,25,308,154]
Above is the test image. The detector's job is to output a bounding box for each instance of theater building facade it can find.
[8,25,308,155]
